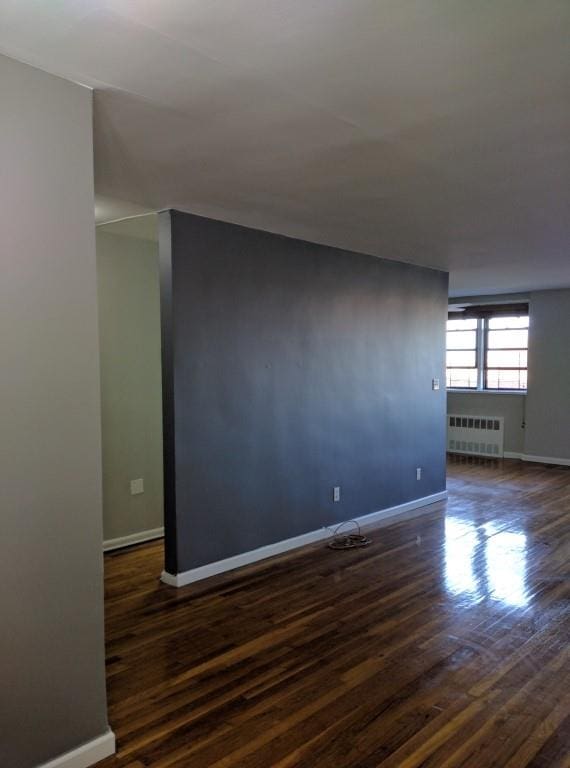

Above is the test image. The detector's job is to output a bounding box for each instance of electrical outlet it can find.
[333,486,341,502]
[432,378,440,391]
[130,478,144,495]
[416,468,422,481]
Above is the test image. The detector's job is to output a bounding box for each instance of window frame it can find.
[483,316,529,392]
[445,318,479,390]
[446,313,529,393]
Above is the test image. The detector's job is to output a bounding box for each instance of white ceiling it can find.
[2,1,569,296]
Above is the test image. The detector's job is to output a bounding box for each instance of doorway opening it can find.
[96,212,164,557]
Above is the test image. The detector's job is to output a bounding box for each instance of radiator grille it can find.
[447,414,504,458]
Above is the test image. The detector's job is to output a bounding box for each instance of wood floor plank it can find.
[97,457,570,767]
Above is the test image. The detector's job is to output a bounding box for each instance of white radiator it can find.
[447,414,504,458]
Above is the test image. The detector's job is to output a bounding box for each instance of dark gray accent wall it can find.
[159,212,179,575]
[161,210,448,574]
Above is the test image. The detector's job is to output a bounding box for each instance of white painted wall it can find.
[0,55,112,767]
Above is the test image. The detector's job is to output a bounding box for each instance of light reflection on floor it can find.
[444,516,528,607]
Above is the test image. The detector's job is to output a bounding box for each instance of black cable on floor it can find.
[327,520,372,550]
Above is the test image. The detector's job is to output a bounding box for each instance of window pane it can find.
[487,329,528,349]
[485,315,528,390]
[486,369,527,390]
[488,315,529,329]
[447,318,477,331]
[447,350,476,367]
[447,330,477,350]
[487,350,528,368]
[446,368,478,388]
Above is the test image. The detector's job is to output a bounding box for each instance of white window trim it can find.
[448,389,527,396]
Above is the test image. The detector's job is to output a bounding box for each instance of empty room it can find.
[1,3,569,768]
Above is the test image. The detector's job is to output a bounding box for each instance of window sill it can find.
[447,389,527,396]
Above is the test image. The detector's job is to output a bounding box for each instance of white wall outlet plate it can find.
[432,378,440,390]
[333,486,341,502]
[416,468,422,480]
[130,478,144,495]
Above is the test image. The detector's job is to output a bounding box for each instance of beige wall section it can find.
[96,224,163,543]
[0,55,111,767]
[447,392,525,454]
[525,289,570,461]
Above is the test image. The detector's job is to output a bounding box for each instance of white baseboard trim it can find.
[521,453,570,467]
[37,729,115,768]
[161,490,448,588]
[504,452,570,466]
[103,526,164,552]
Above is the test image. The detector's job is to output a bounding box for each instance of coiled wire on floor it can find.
[327,520,372,550]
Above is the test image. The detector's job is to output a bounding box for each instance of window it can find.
[446,313,528,391]
[446,318,478,389]
[485,316,528,390]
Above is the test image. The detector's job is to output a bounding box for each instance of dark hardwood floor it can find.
[98,458,570,767]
